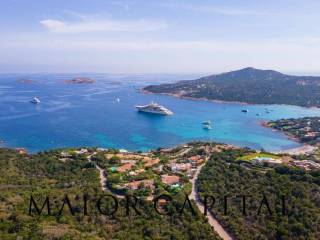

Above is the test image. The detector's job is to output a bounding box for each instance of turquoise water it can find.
[1,73,320,152]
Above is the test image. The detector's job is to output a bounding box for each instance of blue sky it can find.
[1,0,320,73]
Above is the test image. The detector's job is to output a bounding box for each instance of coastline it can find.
[143,89,318,155]
[260,120,316,155]
[260,121,300,142]
[271,144,315,155]
[141,89,320,109]
[141,89,251,105]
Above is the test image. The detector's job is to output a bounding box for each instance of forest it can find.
[0,148,218,240]
[197,148,320,240]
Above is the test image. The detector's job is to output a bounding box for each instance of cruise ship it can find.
[135,101,173,115]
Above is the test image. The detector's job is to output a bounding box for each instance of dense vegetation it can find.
[0,148,219,240]
[197,148,320,240]
[267,117,320,145]
[144,67,320,107]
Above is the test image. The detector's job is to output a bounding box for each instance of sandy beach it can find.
[272,144,315,155]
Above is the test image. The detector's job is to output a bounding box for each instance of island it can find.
[64,77,95,84]
[16,79,38,84]
[143,67,320,107]
[0,142,320,239]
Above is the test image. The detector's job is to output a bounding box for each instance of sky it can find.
[1,0,320,74]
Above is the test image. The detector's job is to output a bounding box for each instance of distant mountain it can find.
[143,67,320,107]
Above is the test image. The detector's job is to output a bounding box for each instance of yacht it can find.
[135,101,173,115]
[202,120,212,125]
[202,124,212,130]
[202,120,212,130]
[30,97,40,104]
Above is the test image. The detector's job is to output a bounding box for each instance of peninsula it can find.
[144,67,320,107]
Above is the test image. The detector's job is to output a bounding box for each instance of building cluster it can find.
[291,160,320,171]
[268,117,320,145]
[242,151,320,172]
[252,157,282,166]
[95,143,218,198]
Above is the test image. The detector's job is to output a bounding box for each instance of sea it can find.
[1,73,320,153]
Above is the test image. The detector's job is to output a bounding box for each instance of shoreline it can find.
[271,144,315,155]
[141,89,320,109]
[260,120,316,155]
[141,89,251,105]
[260,121,300,141]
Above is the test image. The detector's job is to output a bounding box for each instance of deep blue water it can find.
[1,73,320,152]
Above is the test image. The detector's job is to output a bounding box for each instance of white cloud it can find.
[40,18,167,33]
[158,3,272,16]
[4,34,320,54]
[40,20,66,32]
[3,33,320,73]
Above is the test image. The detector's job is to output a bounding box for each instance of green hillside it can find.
[144,67,320,107]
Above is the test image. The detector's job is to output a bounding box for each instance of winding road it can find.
[87,154,124,198]
[88,152,232,239]
[189,160,233,240]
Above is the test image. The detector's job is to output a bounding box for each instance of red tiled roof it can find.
[117,163,134,172]
[161,174,180,185]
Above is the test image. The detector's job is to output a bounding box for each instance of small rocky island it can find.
[64,77,95,84]
[16,79,38,84]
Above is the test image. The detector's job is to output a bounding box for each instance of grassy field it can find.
[238,152,280,161]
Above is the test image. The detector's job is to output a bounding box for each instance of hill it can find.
[197,147,320,239]
[1,143,320,239]
[0,147,217,240]
[143,67,320,107]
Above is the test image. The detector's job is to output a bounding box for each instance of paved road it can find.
[87,154,123,198]
[189,160,233,240]
[88,152,233,239]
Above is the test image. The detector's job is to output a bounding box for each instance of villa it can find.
[189,155,204,166]
[97,148,108,152]
[159,148,173,153]
[117,163,134,172]
[60,152,72,158]
[252,157,282,165]
[161,174,180,185]
[125,179,154,191]
[121,159,137,164]
[152,165,164,173]
[75,148,88,154]
[170,163,192,172]
[106,153,125,159]
[253,157,282,165]
[15,148,27,154]
[128,169,145,176]
[292,160,320,170]
[143,157,160,167]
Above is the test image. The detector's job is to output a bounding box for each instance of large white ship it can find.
[135,101,173,115]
